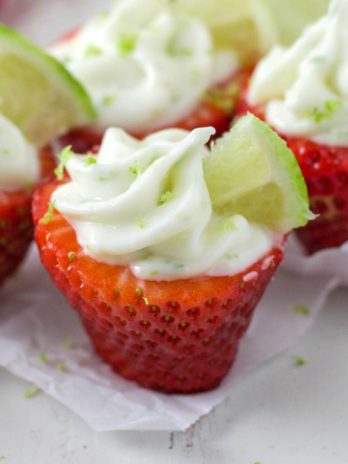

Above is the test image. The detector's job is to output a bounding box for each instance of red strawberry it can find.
[33,178,284,393]
[0,145,55,287]
[237,86,348,254]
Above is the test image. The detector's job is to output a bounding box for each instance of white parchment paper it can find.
[0,0,344,433]
[0,246,338,431]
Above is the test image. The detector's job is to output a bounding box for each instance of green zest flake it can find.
[204,90,234,114]
[1,147,9,156]
[218,218,236,233]
[62,337,74,348]
[102,95,117,106]
[311,99,343,123]
[150,270,160,277]
[117,33,138,56]
[68,251,77,263]
[226,83,240,98]
[291,304,309,316]
[57,362,67,373]
[40,200,56,225]
[135,287,143,298]
[23,385,41,399]
[84,44,102,57]
[85,154,97,166]
[54,145,73,180]
[39,352,48,364]
[166,37,192,57]
[159,191,173,205]
[136,217,145,229]
[293,356,306,367]
[114,288,120,298]
[129,161,141,176]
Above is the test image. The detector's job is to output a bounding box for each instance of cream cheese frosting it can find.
[0,114,39,190]
[248,0,348,146]
[51,0,239,133]
[53,127,275,281]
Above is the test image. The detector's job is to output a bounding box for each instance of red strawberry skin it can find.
[33,178,284,393]
[0,145,55,287]
[284,138,348,254]
[237,86,348,254]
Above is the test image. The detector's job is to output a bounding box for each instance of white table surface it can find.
[2,1,348,462]
[1,287,347,464]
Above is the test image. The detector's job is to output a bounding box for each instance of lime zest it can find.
[56,362,67,373]
[84,44,102,57]
[159,191,174,205]
[117,33,138,56]
[39,352,49,364]
[85,154,97,166]
[23,385,41,399]
[130,161,141,177]
[40,200,56,225]
[62,337,74,348]
[311,99,343,124]
[55,146,73,180]
[293,356,306,367]
[101,94,117,106]
[291,304,310,316]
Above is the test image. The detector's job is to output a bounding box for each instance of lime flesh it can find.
[0,24,96,146]
[204,114,312,233]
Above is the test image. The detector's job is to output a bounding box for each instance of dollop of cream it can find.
[248,0,348,145]
[51,0,238,132]
[0,114,39,190]
[53,127,275,281]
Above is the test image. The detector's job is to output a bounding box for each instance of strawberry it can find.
[0,145,55,287]
[237,87,348,254]
[33,178,283,393]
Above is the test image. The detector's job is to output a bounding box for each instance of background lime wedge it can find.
[0,24,96,146]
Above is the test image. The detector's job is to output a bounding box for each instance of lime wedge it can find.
[251,0,329,46]
[204,114,311,233]
[0,24,96,146]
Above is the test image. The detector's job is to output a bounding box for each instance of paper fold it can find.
[0,247,338,431]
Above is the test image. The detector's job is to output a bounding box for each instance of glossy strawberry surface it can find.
[33,178,283,393]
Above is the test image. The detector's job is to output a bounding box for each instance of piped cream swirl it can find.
[51,0,238,132]
[53,127,275,280]
[248,0,348,145]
